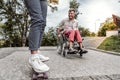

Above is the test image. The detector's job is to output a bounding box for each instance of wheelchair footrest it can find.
[67,51,77,54]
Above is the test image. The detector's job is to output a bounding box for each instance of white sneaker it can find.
[37,50,49,62]
[29,54,49,73]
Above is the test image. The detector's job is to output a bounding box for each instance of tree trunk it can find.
[21,35,26,47]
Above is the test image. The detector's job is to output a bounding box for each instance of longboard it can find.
[32,69,48,80]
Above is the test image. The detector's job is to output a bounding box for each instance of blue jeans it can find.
[24,0,47,50]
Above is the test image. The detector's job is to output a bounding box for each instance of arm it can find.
[56,20,64,36]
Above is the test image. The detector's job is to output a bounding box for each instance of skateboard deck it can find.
[32,69,49,80]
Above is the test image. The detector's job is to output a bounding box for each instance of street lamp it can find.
[95,19,100,36]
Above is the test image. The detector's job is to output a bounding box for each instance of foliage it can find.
[69,0,80,19]
[0,0,30,47]
[98,36,120,53]
[98,18,118,36]
[41,27,57,46]
[90,32,96,37]
[78,26,90,37]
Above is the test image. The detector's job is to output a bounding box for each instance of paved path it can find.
[83,37,106,48]
[0,47,120,80]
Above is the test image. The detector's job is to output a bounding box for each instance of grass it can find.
[97,36,120,53]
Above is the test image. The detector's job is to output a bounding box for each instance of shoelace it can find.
[32,58,43,65]
[38,57,45,65]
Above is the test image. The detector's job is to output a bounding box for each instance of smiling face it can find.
[68,10,75,20]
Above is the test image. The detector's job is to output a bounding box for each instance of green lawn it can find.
[97,36,120,53]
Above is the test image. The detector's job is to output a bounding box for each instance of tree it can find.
[90,32,96,37]
[78,26,90,37]
[41,27,57,46]
[15,0,30,46]
[98,18,118,36]
[69,0,80,19]
[0,0,30,47]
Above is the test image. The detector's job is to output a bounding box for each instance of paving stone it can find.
[107,74,120,80]
[90,75,111,80]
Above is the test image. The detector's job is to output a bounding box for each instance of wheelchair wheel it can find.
[62,42,69,57]
[63,49,68,57]
[57,46,61,54]
[80,53,83,57]
[79,50,83,57]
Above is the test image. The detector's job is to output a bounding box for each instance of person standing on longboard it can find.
[24,0,50,78]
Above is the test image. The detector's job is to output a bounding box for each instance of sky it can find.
[46,0,120,32]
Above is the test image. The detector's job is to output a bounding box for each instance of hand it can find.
[58,34,61,37]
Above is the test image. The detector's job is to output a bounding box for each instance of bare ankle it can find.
[31,50,38,54]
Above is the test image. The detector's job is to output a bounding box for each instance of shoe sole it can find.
[32,71,49,80]
[41,59,49,62]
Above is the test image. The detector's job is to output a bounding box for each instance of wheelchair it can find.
[57,32,87,57]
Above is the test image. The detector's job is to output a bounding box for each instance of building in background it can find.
[112,14,120,36]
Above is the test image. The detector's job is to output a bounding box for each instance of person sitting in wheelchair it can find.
[57,8,87,53]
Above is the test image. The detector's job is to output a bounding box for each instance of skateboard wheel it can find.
[32,74,38,80]
[43,72,48,79]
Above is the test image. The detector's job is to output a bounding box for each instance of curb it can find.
[87,47,120,56]
[46,74,120,80]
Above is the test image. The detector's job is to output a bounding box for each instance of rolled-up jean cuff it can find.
[29,47,38,51]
